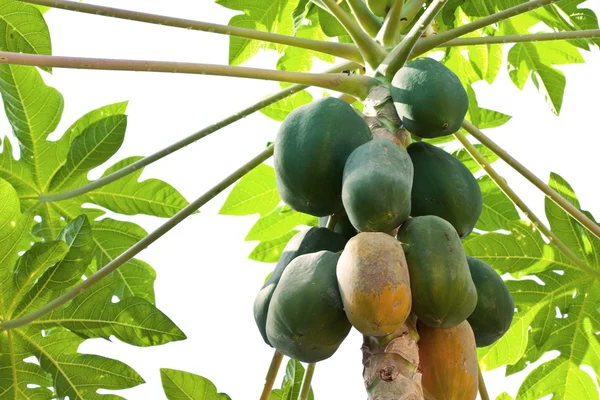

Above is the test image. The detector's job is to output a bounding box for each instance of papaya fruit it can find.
[266,251,352,363]
[408,141,482,238]
[318,214,358,240]
[342,138,413,233]
[337,232,411,336]
[391,57,468,138]
[418,321,478,400]
[367,0,394,17]
[253,227,347,346]
[466,256,515,347]
[396,216,477,328]
[274,97,372,216]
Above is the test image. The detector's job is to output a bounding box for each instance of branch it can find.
[441,29,600,47]
[260,351,284,400]
[0,146,275,332]
[380,0,405,47]
[38,60,359,203]
[478,366,490,400]
[299,363,316,400]
[454,130,600,279]
[317,0,388,69]
[462,120,600,243]
[413,0,561,55]
[378,0,446,79]
[346,0,383,37]
[0,52,378,99]
[21,0,364,64]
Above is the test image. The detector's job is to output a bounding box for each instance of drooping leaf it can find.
[245,205,317,241]
[249,230,298,263]
[161,368,232,400]
[220,163,280,216]
[452,144,499,174]
[475,176,520,232]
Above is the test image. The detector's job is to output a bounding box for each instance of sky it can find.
[4,0,600,399]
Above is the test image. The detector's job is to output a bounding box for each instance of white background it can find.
[7,0,600,399]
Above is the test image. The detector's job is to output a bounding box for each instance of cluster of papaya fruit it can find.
[253,57,515,399]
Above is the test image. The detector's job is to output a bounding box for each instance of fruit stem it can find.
[37,61,359,204]
[478,365,490,400]
[380,0,405,47]
[462,120,600,244]
[0,52,379,99]
[260,351,284,400]
[412,0,560,56]
[0,146,275,331]
[299,363,316,400]
[346,0,383,38]
[317,0,388,70]
[454,130,600,279]
[377,0,446,80]
[441,29,600,47]
[20,0,365,64]
[326,214,341,230]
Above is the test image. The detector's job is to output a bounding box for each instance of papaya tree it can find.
[0,0,599,399]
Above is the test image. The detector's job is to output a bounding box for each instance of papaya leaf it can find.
[496,393,514,400]
[452,144,499,174]
[261,90,313,121]
[0,0,51,57]
[249,230,298,263]
[220,163,280,216]
[270,359,314,400]
[215,0,301,66]
[475,176,520,232]
[161,368,232,400]
[245,205,317,241]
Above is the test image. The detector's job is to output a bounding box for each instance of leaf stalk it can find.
[20,0,364,63]
[0,52,378,99]
[0,146,275,332]
[442,29,600,47]
[346,0,383,37]
[259,351,284,400]
[462,120,600,243]
[380,0,405,47]
[299,363,316,400]
[454,129,600,279]
[478,366,490,400]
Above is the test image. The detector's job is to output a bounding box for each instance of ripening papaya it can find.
[342,138,413,233]
[336,232,411,336]
[266,251,352,363]
[408,141,482,238]
[318,214,358,240]
[391,57,468,138]
[367,0,394,17]
[253,227,347,346]
[274,97,372,216]
[418,321,478,400]
[396,216,477,328]
[466,256,515,347]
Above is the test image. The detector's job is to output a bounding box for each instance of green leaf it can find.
[0,0,52,57]
[270,359,314,400]
[216,0,300,66]
[85,156,190,217]
[220,164,280,216]
[452,144,499,174]
[496,393,514,400]
[246,205,317,241]
[475,176,520,232]
[261,90,313,121]
[40,276,186,347]
[61,101,129,146]
[161,368,232,400]
[249,230,298,263]
[49,115,128,192]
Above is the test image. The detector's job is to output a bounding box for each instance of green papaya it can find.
[253,227,347,346]
[342,138,413,232]
[275,97,372,216]
[337,232,412,336]
[466,256,514,347]
[367,0,394,17]
[266,251,352,362]
[396,216,477,328]
[391,57,468,138]
[408,141,482,238]
[318,214,358,240]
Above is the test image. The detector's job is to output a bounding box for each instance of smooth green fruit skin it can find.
[253,227,347,346]
[342,138,413,232]
[466,257,515,347]
[266,251,352,363]
[275,97,372,216]
[397,216,477,329]
[367,0,393,17]
[318,214,358,240]
[391,57,468,138]
[408,141,482,238]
